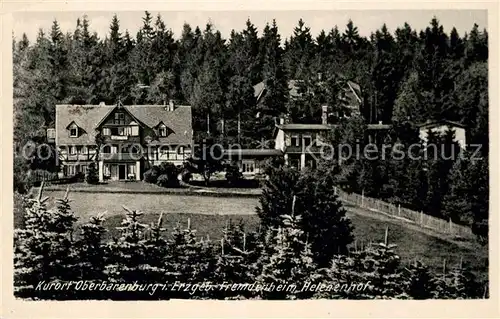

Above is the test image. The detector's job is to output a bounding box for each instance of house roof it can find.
[366,124,392,130]
[276,123,333,131]
[274,123,392,135]
[253,78,362,111]
[56,104,193,146]
[253,81,266,99]
[417,120,466,129]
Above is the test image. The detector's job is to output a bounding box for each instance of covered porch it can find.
[98,161,141,182]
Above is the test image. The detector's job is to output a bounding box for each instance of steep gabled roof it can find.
[253,78,362,110]
[56,104,193,146]
[95,105,145,128]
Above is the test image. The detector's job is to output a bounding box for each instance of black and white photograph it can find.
[7,5,493,307]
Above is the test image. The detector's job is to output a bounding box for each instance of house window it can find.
[111,145,118,154]
[103,145,111,153]
[243,161,255,173]
[131,126,139,136]
[81,146,87,154]
[159,125,167,137]
[80,165,88,174]
[47,128,55,139]
[70,127,78,137]
[159,147,168,155]
[128,164,136,175]
[177,146,184,155]
[103,128,111,136]
[67,165,76,176]
[70,146,77,155]
[291,135,299,147]
[114,112,125,125]
[104,164,111,177]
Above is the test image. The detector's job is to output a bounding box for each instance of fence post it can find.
[420,211,423,225]
[398,204,401,216]
[449,218,452,233]
[361,190,364,208]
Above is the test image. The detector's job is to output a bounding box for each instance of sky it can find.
[12,10,487,42]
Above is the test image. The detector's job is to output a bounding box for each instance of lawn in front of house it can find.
[42,180,262,195]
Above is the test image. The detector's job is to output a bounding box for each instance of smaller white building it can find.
[417,120,467,148]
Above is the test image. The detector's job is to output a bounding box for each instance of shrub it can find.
[156,174,170,187]
[159,163,180,186]
[180,169,192,183]
[85,162,99,184]
[143,166,160,184]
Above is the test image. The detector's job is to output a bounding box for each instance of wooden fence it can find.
[333,186,474,239]
[27,170,82,186]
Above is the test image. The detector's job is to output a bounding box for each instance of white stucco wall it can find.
[275,129,285,151]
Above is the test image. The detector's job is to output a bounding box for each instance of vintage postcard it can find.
[1,1,498,317]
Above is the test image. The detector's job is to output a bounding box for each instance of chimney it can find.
[321,105,328,125]
[279,117,285,125]
[168,99,175,111]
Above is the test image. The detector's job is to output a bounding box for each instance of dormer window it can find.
[159,124,167,137]
[68,122,79,137]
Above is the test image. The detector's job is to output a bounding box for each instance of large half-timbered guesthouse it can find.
[54,101,193,181]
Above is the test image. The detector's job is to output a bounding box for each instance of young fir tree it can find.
[141,212,171,299]
[73,213,107,299]
[76,213,107,280]
[104,207,148,299]
[256,212,319,300]
[211,221,260,299]
[168,219,216,299]
[352,229,409,299]
[403,260,438,299]
[14,185,78,299]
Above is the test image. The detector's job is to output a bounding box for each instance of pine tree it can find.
[369,24,399,123]
[354,234,409,299]
[403,260,438,299]
[284,19,315,78]
[257,166,353,267]
[211,221,259,299]
[105,206,148,298]
[140,213,171,299]
[168,219,216,299]
[256,213,319,299]
[76,213,107,282]
[414,17,453,120]
[258,20,288,138]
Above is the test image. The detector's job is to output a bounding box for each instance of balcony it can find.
[99,152,143,161]
[110,135,128,140]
